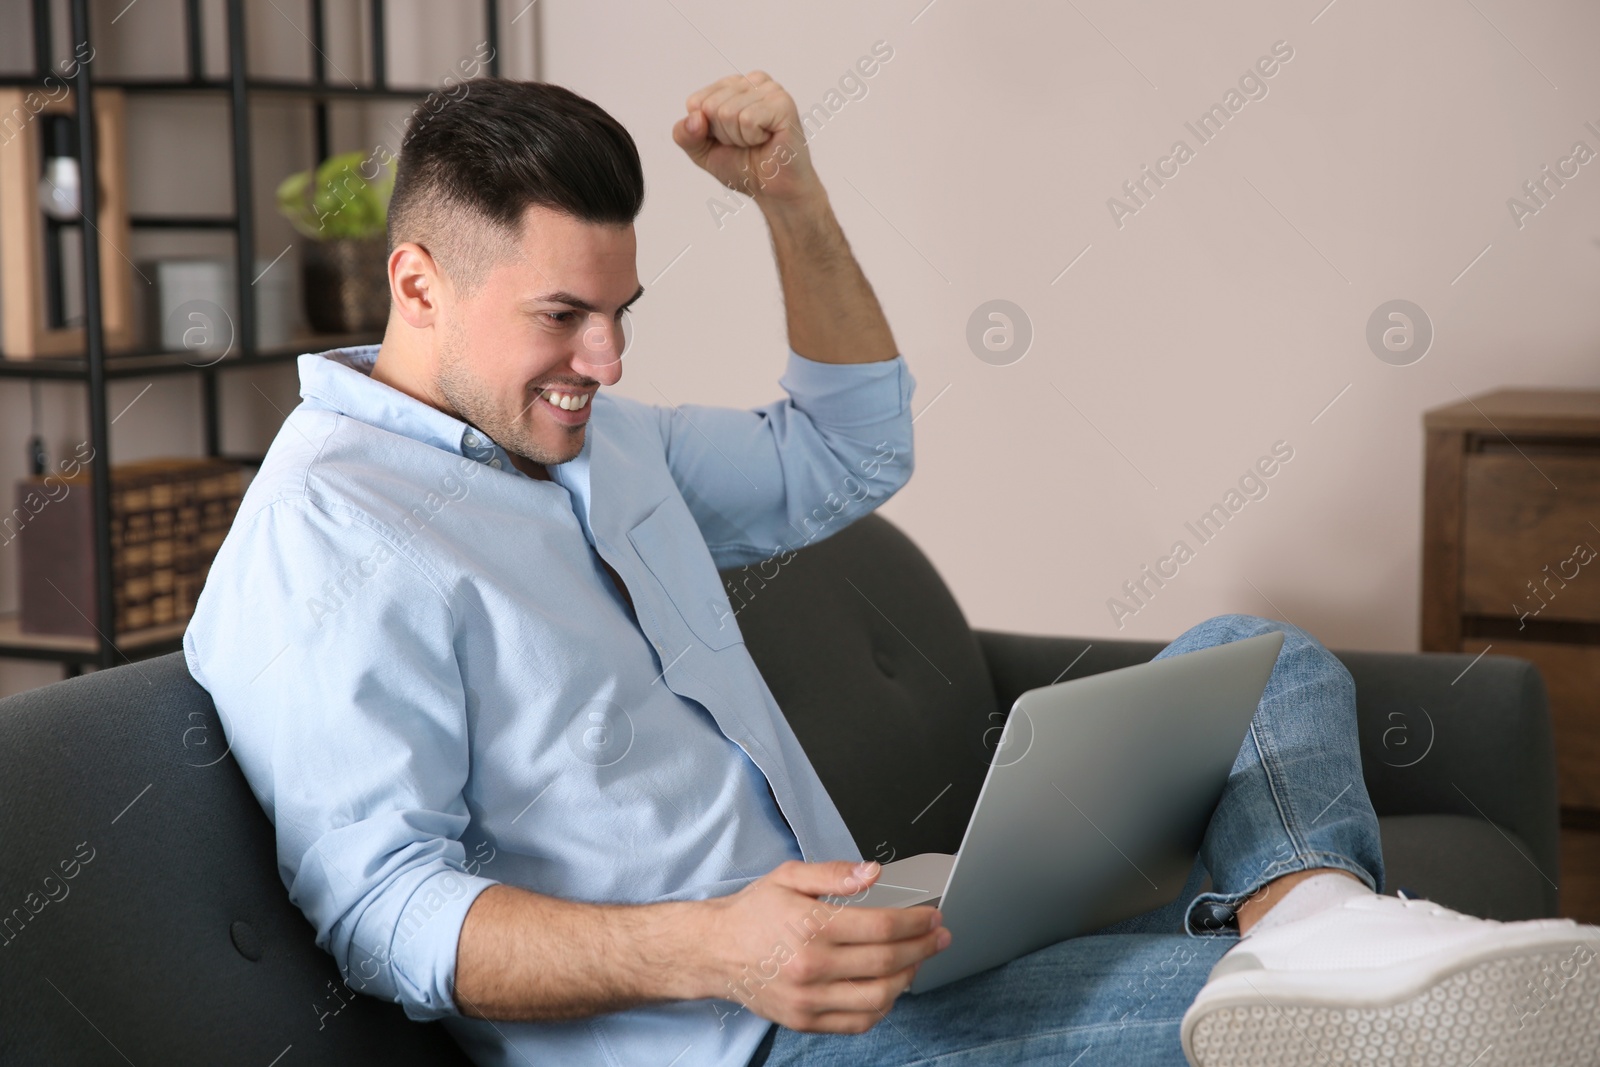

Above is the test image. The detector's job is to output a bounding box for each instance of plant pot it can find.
[302,236,390,334]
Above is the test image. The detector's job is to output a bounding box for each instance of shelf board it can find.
[92,77,434,100]
[0,612,188,664]
[0,332,383,380]
[129,214,239,230]
[0,74,434,99]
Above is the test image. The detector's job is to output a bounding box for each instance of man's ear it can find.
[390,241,448,329]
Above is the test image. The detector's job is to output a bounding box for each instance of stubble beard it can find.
[435,317,584,468]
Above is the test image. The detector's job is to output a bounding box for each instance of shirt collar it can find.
[297,344,519,474]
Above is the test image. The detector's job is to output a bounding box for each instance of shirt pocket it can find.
[626,494,744,650]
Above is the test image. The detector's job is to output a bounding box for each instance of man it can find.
[184,75,1598,1067]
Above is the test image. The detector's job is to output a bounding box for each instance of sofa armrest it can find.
[974,631,1561,916]
[1338,649,1559,913]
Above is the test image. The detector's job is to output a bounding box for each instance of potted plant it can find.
[274,149,396,334]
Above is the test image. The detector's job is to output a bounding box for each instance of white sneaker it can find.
[1180,891,1600,1066]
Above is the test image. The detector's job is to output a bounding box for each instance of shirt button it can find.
[489,457,502,469]
[464,433,480,447]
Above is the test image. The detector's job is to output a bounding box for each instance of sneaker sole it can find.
[1182,933,1600,1066]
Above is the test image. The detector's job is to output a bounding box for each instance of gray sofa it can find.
[0,514,1560,1064]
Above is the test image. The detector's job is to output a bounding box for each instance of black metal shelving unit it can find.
[0,0,518,677]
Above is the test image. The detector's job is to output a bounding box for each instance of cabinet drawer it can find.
[1465,638,1600,810]
[1461,453,1600,624]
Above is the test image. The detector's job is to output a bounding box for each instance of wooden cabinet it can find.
[1422,389,1600,814]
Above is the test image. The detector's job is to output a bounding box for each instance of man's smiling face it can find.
[433,203,643,471]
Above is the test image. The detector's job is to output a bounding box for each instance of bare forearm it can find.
[452,859,950,1036]
[452,883,709,1021]
[762,190,898,366]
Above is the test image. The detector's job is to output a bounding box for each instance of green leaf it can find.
[275,149,396,241]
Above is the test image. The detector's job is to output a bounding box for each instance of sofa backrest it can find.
[720,513,1000,862]
[0,649,473,1064]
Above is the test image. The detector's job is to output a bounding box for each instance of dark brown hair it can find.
[386,78,645,296]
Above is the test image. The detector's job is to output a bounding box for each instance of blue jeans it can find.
[750,614,1386,1066]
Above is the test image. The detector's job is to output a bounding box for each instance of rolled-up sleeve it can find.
[183,496,498,1022]
[656,347,917,570]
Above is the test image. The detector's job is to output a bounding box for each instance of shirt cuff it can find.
[383,867,500,1022]
[778,347,916,428]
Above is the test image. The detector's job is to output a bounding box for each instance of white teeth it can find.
[541,390,590,411]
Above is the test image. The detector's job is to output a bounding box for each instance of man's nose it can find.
[575,312,626,384]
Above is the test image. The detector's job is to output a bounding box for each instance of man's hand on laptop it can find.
[687,859,951,1034]
[672,71,821,210]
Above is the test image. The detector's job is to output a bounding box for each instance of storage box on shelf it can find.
[13,459,242,639]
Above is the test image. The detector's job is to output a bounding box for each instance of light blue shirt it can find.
[182,343,916,1066]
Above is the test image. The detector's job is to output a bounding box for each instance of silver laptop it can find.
[831,630,1285,994]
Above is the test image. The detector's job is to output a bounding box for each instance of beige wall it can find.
[538,0,1600,653]
[2,0,1597,696]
